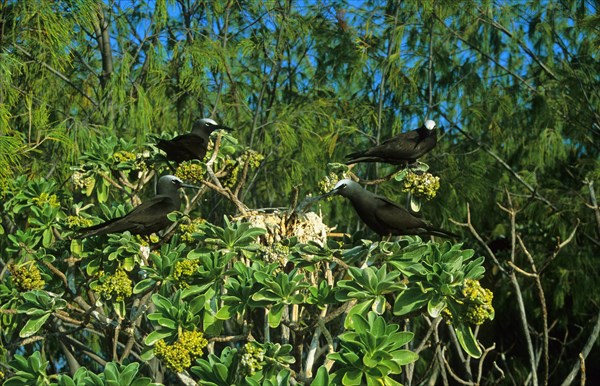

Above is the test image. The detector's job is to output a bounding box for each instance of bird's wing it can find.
[77,196,176,237]
[157,134,209,162]
[373,196,457,238]
[347,131,429,163]
[119,196,177,228]
[368,131,426,157]
[372,196,428,233]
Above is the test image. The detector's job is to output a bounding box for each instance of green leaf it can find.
[103,362,118,383]
[344,300,373,329]
[268,303,286,328]
[119,362,140,385]
[371,295,387,315]
[213,363,229,382]
[427,296,447,318]
[391,349,419,365]
[454,322,482,358]
[19,312,51,338]
[156,317,176,329]
[341,369,363,385]
[310,366,330,386]
[145,329,174,346]
[393,288,429,316]
[42,228,53,248]
[133,278,156,294]
[215,305,234,320]
[188,294,206,315]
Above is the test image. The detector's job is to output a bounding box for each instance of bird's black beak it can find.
[216,125,233,132]
[321,186,341,199]
[180,182,200,190]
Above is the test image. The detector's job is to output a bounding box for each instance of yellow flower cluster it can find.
[172,260,200,289]
[223,150,264,189]
[95,269,133,302]
[32,192,60,208]
[402,171,440,200]
[8,263,45,291]
[66,215,94,228]
[154,330,208,373]
[240,342,265,376]
[113,151,147,171]
[318,173,349,196]
[176,161,205,184]
[113,150,136,163]
[178,218,205,243]
[462,279,494,325]
[72,171,95,190]
[241,150,264,168]
[222,159,239,188]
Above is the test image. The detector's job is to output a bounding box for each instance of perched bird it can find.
[75,175,197,238]
[346,120,438,165]
[156,118,232,164]
[325,179,457,238]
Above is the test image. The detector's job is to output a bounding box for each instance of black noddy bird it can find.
[75,175,197,238]
[346,120,438,165]
[325,179,458,238]
[156,118,232,164]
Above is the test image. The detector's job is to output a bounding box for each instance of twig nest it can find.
[235,210,329,247]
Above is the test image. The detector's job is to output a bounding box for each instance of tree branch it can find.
[498,192,539,386]
[560,309,600,386]
[440,115,558,211]
[13,44,98,107]
[477,9,558,80]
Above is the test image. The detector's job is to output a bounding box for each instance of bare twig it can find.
[499,192,539,386]
[476,343,497,385]
[560,309,600,386]
[586,180,600,238]
[518,235,549,386]
[304,306,328,378]
[435,16,538,93]
[449,203,507,275]
[348,168,404,186]
[477,9,558,80]
[13,45,98,107]
[439,114,558,212]
[441,346,475,385]
[540,219,579,272]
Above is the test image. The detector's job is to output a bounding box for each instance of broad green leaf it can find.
[393,288,429,316]
[341,369,363,386]
[427,296,447,318]
[144,329,174,346]
[371,295,387,315]
[310,366,330,386]
[103,362,118,383]
[19,312,51,338]
[213,363,229,382]
[215,305,234,320]
[119,362,140,385]
[344,300,373,329]
[391,349,419,365]
[454,322,482,358]
[133,278,156,294]
[268,303,286,328]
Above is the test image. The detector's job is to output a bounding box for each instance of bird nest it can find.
[234,210,329,247]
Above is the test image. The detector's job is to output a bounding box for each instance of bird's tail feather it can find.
[75,217,126,239]
[424,226,459,239]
